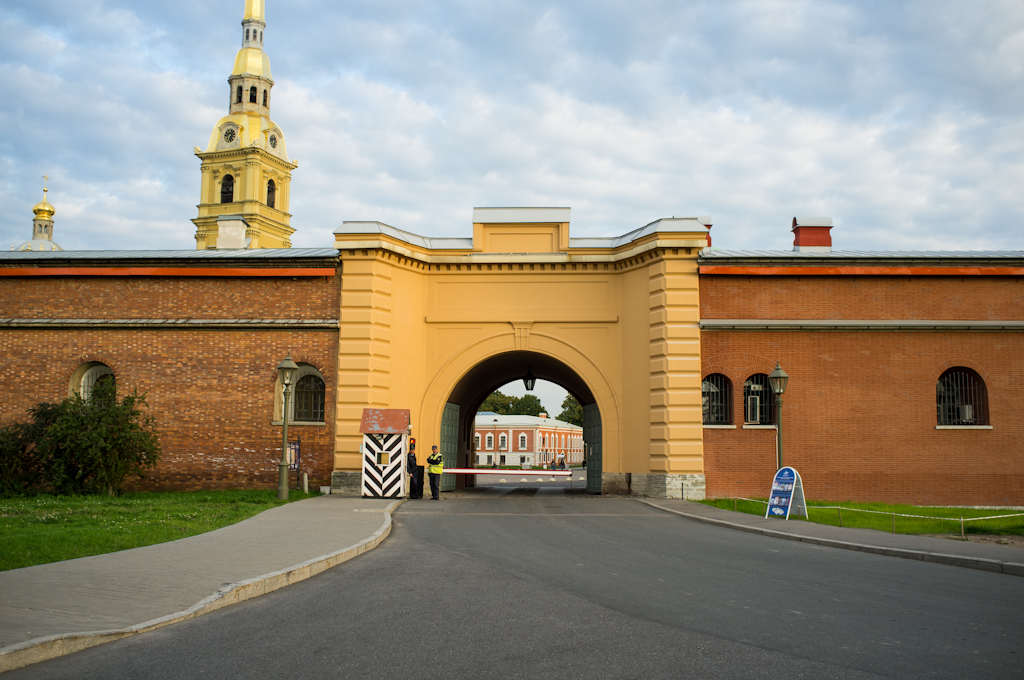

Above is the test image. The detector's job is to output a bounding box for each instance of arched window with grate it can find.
[78,364,114,401]
[249,86,258,103]
[744,374,774,424]
[702,374,732,424]
[220,175,234,204]
[236,86,243,103]
[267,179,276,209]
[937,368,988,425]
[294,374,325,422]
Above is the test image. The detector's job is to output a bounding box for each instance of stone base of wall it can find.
[331,471,362,497]
[601,473,630,495]
[629,473,706,500]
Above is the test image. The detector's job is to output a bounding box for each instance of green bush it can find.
[0,379,161,496]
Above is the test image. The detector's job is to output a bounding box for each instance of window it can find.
[278,364,326,424]
[249,86,258,103]
[500,455,506,465]
[519,434,527,450]
[474,434,481,450]
[236,86,243,103]
[486,434,493,450]
[262,90,267,107]
[486,455,493,465]
[294,374,325,422]
[499,434,507,450]
[744,374,774,424]
[937,368,989,425]
[71,362,114,401]
[520,456,526,465]
[260,31,263,41]
[220,175,234,204]
[267,179,276,209]
[702,374,732,424]
[246,28,250,40]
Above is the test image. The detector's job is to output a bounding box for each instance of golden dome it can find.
[33,188,55,219]
[232,47,273,79]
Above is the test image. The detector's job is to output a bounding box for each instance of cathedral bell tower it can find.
[192,0,297,249]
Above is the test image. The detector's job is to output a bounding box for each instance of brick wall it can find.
[700,275,1024,506]
[0,273,340,490]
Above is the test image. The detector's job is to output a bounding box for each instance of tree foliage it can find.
[509,394,544,416]
[0,379,161,496]
[558,393,583,427]
[478,390,549,417]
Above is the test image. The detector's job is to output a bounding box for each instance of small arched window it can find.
[294,374,325,422]
[267,179,276,209]
[744,374,774,424]
[220,175,234,204]
[519,434,527,450]
[72,363,114,401]
[486,434,493,450]
[937,368,989,425]
[262,90,267,107]
[702,374,732,424]
[246,28,250,40]
[249,86,258,103]
[236,86,243,103]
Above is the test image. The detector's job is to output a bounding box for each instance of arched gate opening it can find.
[438,351,602,494]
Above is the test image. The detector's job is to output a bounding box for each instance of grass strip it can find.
[0,489,320,572]
[701,498,1024,537]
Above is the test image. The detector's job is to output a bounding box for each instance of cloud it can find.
[2,0,1023,252]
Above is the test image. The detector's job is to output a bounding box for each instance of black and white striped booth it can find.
[359,408,410,498]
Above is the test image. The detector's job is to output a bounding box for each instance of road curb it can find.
[637,500,1024,578]
[0,499,404,675]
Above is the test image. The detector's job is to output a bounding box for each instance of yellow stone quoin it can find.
[193,0,296,249]
[332,208,712,498]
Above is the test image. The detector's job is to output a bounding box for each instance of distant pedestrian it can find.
[427,445,443,500]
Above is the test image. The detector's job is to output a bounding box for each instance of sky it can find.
[1,0,1023,252]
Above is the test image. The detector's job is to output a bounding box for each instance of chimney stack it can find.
[792,217,833,253]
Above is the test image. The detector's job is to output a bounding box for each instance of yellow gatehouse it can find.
[331,208,710,499]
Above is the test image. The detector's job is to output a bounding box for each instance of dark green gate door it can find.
[440,402,459,491]
[582,403,602,494]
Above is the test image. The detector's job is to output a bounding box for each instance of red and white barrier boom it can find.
[444,468,571,477]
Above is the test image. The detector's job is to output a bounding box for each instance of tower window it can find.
[267,179,276,209]
[236,86,243,103]
[220,175,234,204]
[260,31,263,41]
[246,28,249,40]
[249,86,258,103]
[263,90,267,107]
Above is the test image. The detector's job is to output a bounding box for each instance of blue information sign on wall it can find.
[765,466,808,520]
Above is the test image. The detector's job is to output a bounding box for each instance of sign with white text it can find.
[765,466,808,520]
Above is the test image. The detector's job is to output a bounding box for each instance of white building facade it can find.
[473,412,584,467]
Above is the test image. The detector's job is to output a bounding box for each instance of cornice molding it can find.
[700,319,1024,331]
[0,318,339,330]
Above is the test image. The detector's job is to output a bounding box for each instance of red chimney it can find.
[792,217,832,252]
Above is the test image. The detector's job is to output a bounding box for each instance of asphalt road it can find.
[8,493,1023,679]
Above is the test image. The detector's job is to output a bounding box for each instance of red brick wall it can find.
[0,274,340,490]
[700,275,1024,506]
[701,275,1024,321]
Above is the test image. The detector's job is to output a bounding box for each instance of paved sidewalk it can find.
[0,496,400,673]
[640,499,1024,576]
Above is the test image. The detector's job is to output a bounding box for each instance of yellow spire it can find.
[33,174,55,219]
[244,0,264,22]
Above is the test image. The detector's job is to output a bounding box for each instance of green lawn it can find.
[701,498,1024,537]
[0,489,320,572]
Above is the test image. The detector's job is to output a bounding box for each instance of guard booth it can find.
[360,408,410,498]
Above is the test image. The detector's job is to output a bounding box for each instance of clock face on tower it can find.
[269,135,278,149]
[223,129,236,143]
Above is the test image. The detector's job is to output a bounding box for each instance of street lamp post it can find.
[767,361,789,470]
[276,355,299,501]
[492,418,499,468]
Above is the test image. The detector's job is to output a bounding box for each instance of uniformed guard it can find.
[427,445,443,500]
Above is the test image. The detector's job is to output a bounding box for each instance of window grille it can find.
[937,368,988,425]
[80,365,114,401]
[702,374,732,424]
[294,374,325,422]
[744,374,774,424]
